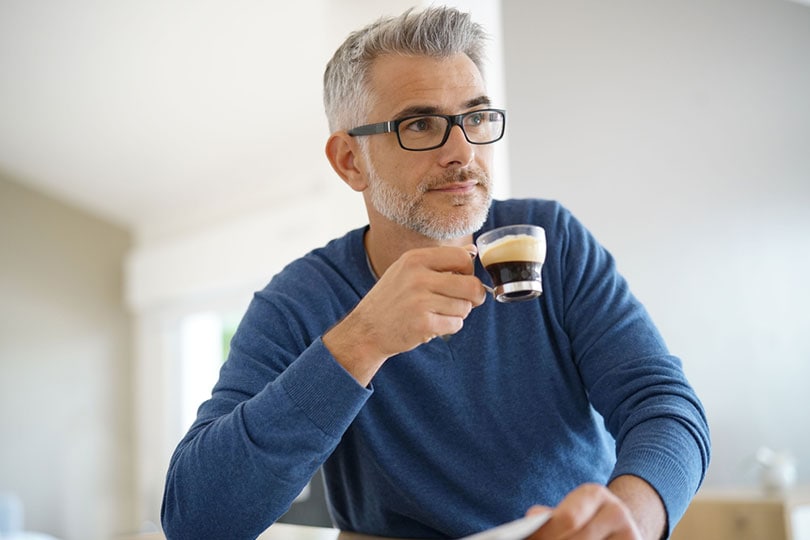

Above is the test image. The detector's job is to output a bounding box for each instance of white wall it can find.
[502,0,810,487]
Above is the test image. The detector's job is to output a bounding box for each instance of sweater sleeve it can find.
[161,288,372,539]
[556,209,710,535]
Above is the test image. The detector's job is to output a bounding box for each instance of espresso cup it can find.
[476,224,546,303]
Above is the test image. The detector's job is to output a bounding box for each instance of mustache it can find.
[420,167,490,193]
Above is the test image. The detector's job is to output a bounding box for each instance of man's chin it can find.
[414,203,491,240]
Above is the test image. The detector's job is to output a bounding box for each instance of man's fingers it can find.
[528,484,641,540]
[399,245,476,275]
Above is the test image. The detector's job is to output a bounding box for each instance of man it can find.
[161,7,710,540]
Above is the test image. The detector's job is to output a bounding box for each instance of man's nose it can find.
[438,124,475,167]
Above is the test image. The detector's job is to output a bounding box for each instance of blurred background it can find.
[1,0,808,538]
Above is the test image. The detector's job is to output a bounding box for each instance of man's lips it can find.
[428,181,479,194]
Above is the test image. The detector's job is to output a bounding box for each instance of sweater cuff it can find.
[277,337,373,438]
[609,422,705,536]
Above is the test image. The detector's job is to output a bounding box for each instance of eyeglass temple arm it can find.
[347,121,396,137]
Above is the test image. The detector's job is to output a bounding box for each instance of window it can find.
[178,310,240,430]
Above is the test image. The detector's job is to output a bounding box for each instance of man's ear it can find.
[325,132,368,192]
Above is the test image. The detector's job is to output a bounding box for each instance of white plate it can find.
[459,512,552,540]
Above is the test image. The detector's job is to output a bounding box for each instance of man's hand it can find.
[527,476,666,540]
[323,245,487,385]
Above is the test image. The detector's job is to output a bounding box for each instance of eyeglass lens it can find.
[397,110,504,150]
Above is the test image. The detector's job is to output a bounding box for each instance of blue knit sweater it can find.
[161,199,710,540]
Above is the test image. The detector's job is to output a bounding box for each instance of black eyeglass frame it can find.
[347,108,506,151]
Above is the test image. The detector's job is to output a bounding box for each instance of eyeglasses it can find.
[347,108,506,151]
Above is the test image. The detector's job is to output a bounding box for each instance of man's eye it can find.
[466,113,485,126]
[403,117,436,132]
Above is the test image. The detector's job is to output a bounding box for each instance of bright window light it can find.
[179,311,223,431]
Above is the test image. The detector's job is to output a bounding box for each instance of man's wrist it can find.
[323,315,387,387]
[608,474,667,540]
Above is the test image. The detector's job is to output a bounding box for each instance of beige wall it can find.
[0,174,135,539]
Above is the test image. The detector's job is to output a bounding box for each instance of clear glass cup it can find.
[476,224,546,303]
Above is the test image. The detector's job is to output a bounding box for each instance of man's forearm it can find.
[608,475,667,540]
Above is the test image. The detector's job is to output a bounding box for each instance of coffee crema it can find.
[478,234,545,266]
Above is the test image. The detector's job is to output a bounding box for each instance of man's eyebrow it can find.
[393,96,493,119]
[464,95,493,109]
[395,105,442,118]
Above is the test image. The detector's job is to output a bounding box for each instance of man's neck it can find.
[363,223,473,279]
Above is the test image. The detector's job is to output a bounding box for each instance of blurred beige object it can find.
[671,487,810,540]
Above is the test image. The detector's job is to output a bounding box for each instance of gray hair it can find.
[323,6,489,133]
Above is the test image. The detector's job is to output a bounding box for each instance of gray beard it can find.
[366,164,492,241]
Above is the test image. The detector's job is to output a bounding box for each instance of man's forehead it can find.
[393,96,493,118]
[367,53,487,116]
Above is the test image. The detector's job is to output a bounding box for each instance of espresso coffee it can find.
[477,230,546,303]
[483,261,543,289]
